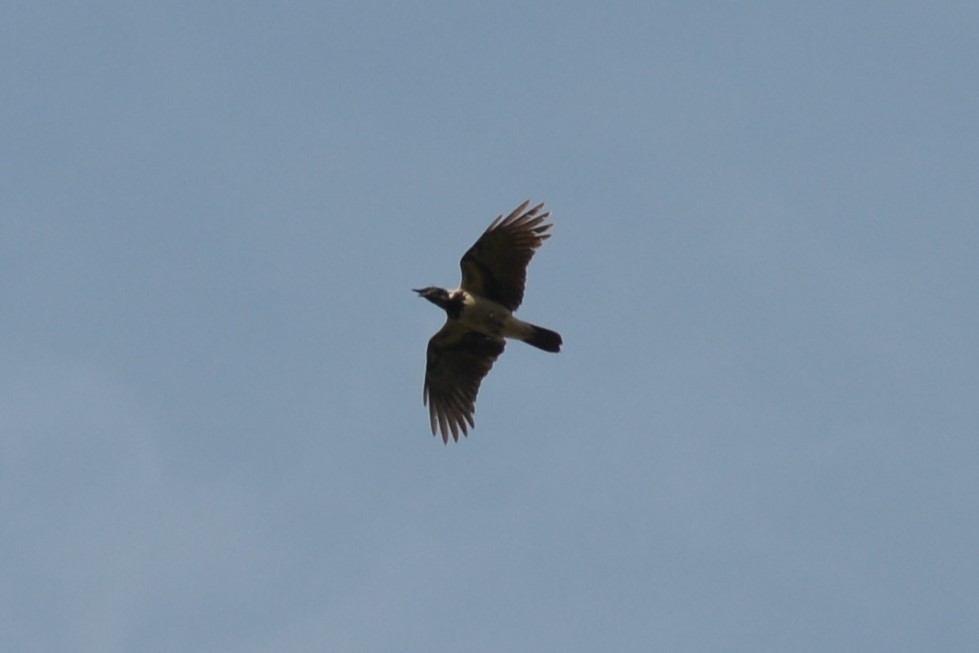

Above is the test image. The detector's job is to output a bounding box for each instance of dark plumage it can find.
[415,200,562,443]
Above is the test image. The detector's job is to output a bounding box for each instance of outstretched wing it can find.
[460,200,552,311]
[423,321,506,443]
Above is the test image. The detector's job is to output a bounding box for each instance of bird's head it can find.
[413,286,448,301]
[413,286,453,310]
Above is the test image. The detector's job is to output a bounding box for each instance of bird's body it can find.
[433,289,522,339]
[415,200,562,443]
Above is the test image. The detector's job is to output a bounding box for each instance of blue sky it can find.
[3,2,978,651]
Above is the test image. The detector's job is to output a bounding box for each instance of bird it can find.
[414,200,562,443]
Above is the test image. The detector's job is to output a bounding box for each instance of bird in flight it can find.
[414,200,562,443]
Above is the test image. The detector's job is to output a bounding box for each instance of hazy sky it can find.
[3,3,978,651]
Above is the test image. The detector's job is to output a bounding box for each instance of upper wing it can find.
[423,320,506,443]
[459,200,553,311]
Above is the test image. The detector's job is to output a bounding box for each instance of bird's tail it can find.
[522,324,562,353]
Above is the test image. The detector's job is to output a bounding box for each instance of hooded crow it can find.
[415,200,562,443]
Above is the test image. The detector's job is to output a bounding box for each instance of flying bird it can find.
[415,200,562,443]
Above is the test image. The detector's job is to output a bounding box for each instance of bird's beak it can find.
[412,288,423,295]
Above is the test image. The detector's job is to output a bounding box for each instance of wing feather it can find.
[459,200,553,311]
[423,321,505,443]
